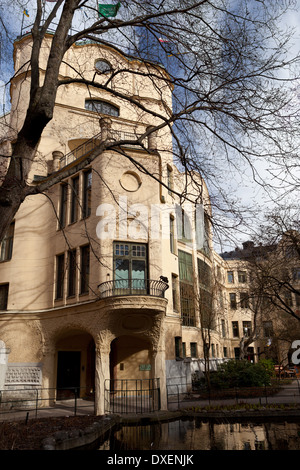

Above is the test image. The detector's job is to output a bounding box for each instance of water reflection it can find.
[99,418,300,450]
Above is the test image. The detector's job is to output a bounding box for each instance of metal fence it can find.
[167,380,300,409]
[0,386,95,420]
[104,378,161,414]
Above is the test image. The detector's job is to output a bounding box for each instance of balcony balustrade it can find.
[98,279,169,299]
[58,128,149,170]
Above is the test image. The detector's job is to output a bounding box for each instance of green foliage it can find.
[209,359,274,389]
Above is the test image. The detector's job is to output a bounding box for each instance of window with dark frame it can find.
[0,284,9,310]
[68,249,77,297]
[85,99,119,117]
[70,175,79,224]
[238,270,247,283]
[82,170,92,218]
[167,165,173,194]
[227,271,234,283]
[175,336,182,358]
[80,245,90,294]
[240,292,249,309]
[170,215,175,253]
[229,292,237,309]
[56,253,65,299]
[263,321,273,337]
[190,342,197,358]
[0,222,15,262]
[221,319,226,337]
[232,321,239,337]
[243,321,252,337]
[178,250,195,327]
[172,274,179,311]
[59,184,68,228]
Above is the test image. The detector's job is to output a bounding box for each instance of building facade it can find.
[0,34,294,414]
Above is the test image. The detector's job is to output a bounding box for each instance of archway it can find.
[107,335,160,413]
[110,335,152,386]
[55,330,95,400]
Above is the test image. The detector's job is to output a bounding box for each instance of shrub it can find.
[209,359,274,389]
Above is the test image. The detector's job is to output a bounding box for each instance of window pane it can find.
[0,284,9,310]
[85,99,119,117]
[56,254,65,299]
[68,250,76,296]
[115,259,129,288]
[59,184,68,228]
[80,245,90,294]
[83,170,92,218]
[0,222,14,262]
[70,176,79,223]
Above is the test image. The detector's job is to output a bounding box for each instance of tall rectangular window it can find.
[175,336,182,358]
[221,319,226,337]
[232,321,239,337]
[170,215,175,253]
[243,321,252,337]
[0,284,9,310]
[59,184,68,228]
[198,258,213,329]
[113,242,147,292]
[229,293,237,309]
[178,250,195,326]
[82,170,92,218]
[238,271,247,283]
[70,175,79,223]
[0,222,14,262]
[80,245,90,294]
[190,342,197,358]
[56,253,65,299]
[227,271,234,283]
[167,165,173,194]
[263,321,273,337]
[68,249,77,297]
[172,274,179,311]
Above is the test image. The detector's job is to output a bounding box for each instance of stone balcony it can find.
[52,118,158,172]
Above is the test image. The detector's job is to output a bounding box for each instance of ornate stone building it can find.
[0,33,283,414]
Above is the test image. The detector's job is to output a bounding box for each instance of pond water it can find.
[97,418,300,450]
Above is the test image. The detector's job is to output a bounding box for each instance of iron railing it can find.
[0,386,95,419]
[59,129,146,169]
[98,279,169,299]
[104,378,161,414]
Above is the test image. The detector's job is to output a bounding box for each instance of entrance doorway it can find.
[57,351,81,400]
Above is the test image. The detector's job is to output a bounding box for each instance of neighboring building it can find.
[0,33,297,415]
[220,237,300,368]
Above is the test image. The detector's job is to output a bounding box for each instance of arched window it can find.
[85,99,119,117]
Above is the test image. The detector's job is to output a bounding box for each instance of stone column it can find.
[52,151,64,172]
[151,322,168,411]
[147,126,157,150]
[94,331,114,415]
[152,346,167,410]
[40,345,56,407]
[99,117,112,142]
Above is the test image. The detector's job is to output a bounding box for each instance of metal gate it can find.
[104,378,161,413]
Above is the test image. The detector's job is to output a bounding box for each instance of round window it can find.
[95,59,112,73]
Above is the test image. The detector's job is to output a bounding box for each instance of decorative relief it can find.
[5,365,42,385]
